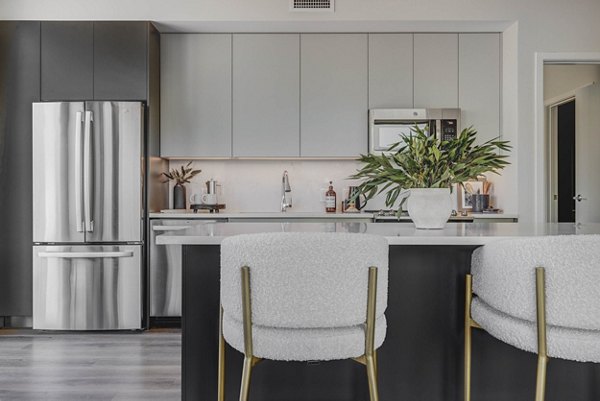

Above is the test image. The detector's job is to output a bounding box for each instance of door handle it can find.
[74,111,84,232]
[83,111,94,232]
[573,194,587,202]
[38,251,134,259]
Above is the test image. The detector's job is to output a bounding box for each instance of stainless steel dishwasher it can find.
[150,219,225,318]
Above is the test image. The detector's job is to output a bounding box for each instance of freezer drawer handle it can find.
[37,251,134,259]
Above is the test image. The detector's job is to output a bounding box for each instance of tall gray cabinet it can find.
[300,34,368,157]
[161,34,232,158]
[0,22,40,319]
[233,34,300,157]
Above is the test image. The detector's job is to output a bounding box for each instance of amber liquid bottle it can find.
[325,181,337,213]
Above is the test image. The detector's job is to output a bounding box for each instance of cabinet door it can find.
[233,34,300,157]
[300,34,368,157]
[369,34,413,109]
[41,22,93,101]
[161,34,232,158]
[459,33,501,143]
[93,22,148,101]
[0,21,40,316]
[414,34,458,108]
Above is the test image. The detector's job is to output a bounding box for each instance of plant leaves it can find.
[351,125,511,202]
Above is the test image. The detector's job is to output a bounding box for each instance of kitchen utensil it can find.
[189,193,203,205]
[201,193,218,205]
[206,179,219,195]
[471,194,490,212]
[347,186,367,210]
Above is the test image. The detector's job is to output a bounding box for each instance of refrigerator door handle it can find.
[83,111,94,233]
[37,251,134,259]
[74,111,85,232]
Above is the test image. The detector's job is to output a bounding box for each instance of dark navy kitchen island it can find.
[156,222,600,401]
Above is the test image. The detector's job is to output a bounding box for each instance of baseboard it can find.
[0,316,33,329]
[149,316,181,328]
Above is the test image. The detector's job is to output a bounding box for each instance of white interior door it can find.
[575,83,600,223]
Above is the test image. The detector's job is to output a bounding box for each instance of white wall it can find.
[5,0,600,221]
[544,64,600,102]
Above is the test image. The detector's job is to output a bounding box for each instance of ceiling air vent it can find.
[290,0,334,12]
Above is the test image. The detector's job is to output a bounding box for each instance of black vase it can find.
[173,184,186,209]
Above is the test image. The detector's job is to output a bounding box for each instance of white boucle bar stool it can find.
[464,235,600,401]
[218,232,389,401]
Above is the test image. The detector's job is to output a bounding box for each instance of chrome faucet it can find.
[281,170,292,212]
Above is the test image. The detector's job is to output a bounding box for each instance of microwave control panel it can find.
[440,119,458,141]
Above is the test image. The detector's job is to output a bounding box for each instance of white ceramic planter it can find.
[406,188,453,229]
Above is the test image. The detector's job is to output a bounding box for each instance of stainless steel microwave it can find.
[369,108,461,154]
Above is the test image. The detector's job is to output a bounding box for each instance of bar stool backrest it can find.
[472,235,600,331]
[221,232,389,329]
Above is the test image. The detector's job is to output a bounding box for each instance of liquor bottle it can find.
[325,181,337,213]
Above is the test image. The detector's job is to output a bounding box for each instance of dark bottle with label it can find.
[325,181,337,213]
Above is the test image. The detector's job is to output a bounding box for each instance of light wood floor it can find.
[0,329,181,401]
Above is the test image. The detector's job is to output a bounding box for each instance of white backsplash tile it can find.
[167,160,363,212]
[166,159,513,214]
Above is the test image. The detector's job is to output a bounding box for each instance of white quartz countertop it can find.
[149,211,373,219]
[149,210,518,220]
[155,222,598,246]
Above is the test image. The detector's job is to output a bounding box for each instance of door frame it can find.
[533,52,600,223]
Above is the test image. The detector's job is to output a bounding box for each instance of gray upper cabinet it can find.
[233,34,300,157]
[161,34,232,158]
[414,34,458,108]
[300,34,368,157]
[41,22,93,101]
[93,22,148,101]
[459,33,501,143]
[368,34,413,109]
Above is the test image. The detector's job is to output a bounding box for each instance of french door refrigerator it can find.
[32,102,144,330]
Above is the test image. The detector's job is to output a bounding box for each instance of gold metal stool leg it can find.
[239,266,254,401]
[535,267,549,401]
[464,274,473,401]
[240,356,253,401]
[366,354,379,401]
[535,355,548,401]
[365,267,380,401]
[218,305,226,401]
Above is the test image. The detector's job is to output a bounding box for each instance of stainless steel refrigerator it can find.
[32,101,144,330]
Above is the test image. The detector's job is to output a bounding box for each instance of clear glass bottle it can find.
[325,181,337,213]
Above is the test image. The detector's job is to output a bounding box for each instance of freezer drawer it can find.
[33,245,142,330]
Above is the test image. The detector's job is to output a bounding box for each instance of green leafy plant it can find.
[350,126,511,208]
[162,161,201,185]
